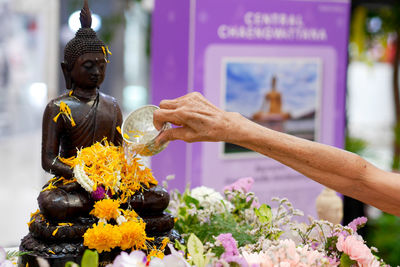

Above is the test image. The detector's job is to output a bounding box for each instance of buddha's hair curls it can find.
[63,0,107,70]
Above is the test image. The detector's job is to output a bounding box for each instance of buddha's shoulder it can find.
[99,92,118,105]
[45,94,73,109]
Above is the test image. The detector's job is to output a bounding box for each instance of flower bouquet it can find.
[99,177,386,267]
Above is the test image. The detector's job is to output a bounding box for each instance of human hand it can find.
[153,92,242,144]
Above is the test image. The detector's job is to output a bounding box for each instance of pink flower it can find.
[348,217,368,232]
[242,251,272,267]
[224,177,254,193]
[216,233,248,267]
[336,235,379,267]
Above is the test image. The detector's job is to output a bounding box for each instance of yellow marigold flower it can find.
[52,228,59,236]
[53,101,76,127]
[118,220,149,251]
[58,222,73,226]
[121,209,139,221]
[27,218,35,227]
[90,199,120,221]
[116,126,122,135]
[147,249,164,260]
[160,237,170,250]
[59,140,158,201]
[84,223,121,253]
[106,46,112,55]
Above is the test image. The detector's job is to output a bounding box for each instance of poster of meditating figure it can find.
[222,58,322,156]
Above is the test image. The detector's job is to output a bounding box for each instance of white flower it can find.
[190,186,233,213]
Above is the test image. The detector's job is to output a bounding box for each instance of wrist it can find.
[223,112,248,144]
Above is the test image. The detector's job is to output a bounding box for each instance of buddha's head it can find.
[271,76,277,89]
[61,0,109,90]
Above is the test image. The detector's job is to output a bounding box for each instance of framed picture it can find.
[221,57,322,157]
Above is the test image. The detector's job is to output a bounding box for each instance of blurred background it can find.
[1,0,400,264]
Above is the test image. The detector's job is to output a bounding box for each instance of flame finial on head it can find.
[80,0,92,28]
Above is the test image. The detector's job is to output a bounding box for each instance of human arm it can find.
[41,100,74,179]
[153,92,400,216]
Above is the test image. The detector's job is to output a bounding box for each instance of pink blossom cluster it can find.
[336,235,380,267]
[242,239,329,267]
[216,233,249,267]
[348,216,368,232]
[223,177,254,193]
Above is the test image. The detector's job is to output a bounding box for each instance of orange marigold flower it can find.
[118,220,149,251]
[90,199,120,221]
[83,223,121,253]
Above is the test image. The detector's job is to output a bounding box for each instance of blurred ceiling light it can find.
[68,10,102,32]
[367,17,382,34]
[28,82,47,107]
[123,85,147,111]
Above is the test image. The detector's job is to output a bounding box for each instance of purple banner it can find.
[151,0,350,217]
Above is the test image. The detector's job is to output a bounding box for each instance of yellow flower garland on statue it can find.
[60,139,157,201]
[60,140,168,255]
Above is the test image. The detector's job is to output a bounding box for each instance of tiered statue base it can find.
[19,229,183,267]
[18,185,182,267]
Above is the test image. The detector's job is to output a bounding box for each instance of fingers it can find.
[153,109,184,130]
[159,92,205,109]
[159,99,179,110]
[156,127,191,143]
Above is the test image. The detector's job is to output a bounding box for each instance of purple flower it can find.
[311,242,319,250]
[348,216,368,232]
[223,177,254,193]
[216,233,248,267]
[326,256,339,265]
[91,186,112,200]
[216,233,239,256]
[0,247,13,267]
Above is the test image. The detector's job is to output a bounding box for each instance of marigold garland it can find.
[59,140,168,255]
[59,140,157,201]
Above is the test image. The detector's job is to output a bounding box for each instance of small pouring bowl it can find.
[121,105,171,161]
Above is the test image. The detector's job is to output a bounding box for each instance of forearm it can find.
[42,154,74,179]
[226,113,400,215]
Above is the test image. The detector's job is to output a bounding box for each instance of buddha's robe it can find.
[39,91,123,221]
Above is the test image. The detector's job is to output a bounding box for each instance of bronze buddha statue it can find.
[37,0,122,222]
[18,1,180,266]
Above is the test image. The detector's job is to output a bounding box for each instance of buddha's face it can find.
[70,52,107,89]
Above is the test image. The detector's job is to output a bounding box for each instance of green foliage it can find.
[340,253,356,267]
[254,204,272,224]
[187,234,207,267]
[175,211,257,248]
[344,136,367,155]
[6,250,31,260]
[366,213,400,266]
[65,250,99,267]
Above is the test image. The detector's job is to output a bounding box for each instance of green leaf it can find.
[183,195,200,207]
[187,234,205,267]
[174,239,187,253]
[340,253,356,267]
[80,250,99,267]
[255,204,272,224]
[65,262,79,267]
